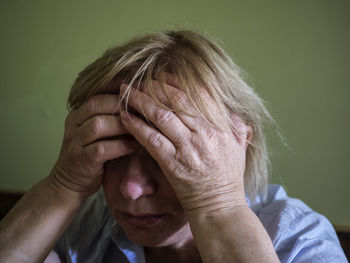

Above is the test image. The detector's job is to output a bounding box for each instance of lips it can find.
[121,212,168,227]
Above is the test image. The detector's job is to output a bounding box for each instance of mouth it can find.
[121,212,168,227]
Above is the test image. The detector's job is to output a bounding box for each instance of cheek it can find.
[103,162,124,207]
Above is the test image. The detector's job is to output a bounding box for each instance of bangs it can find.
[67,30,277,200]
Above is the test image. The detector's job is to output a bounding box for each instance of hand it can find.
[120,81,252,214]
[51,94,138,197]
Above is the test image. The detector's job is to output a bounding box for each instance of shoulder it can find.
[54,188,115,263]
[249,185,348,262]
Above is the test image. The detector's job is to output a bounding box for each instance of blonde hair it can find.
[68,30,276,200]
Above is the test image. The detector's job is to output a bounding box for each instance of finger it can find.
[70,94,122,126]
[120,84,191,147]
[120,111,176,163]
[143,79,197,112]
[141,80,211,131]
[83,137,139,167]
[77,115,128,146]
[148,80,230,133]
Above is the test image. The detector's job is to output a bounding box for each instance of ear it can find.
[231,114,253,148]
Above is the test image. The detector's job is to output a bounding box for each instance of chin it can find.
[116,214,191,247]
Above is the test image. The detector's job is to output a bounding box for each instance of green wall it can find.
[1,0,349,227]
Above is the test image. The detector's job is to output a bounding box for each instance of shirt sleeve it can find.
[275,210,348,262]
[256,185,348,263]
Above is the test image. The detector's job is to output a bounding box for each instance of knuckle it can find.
[148,131,162,147]
[89,117,103,135]
[155,108,172,124]
[86,96,97,113]
[90,143,105,162]
[173,134,184,145]
[172,91,187,106]
[174,131,189,146]
[131,116,143,130]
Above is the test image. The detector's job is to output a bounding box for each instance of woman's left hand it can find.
[120,80,251,214]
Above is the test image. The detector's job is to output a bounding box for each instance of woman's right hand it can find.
[50,94,138,197]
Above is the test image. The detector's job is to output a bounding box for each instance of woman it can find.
[0,30,347,262]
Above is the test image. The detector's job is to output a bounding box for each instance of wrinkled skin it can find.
[51,78,252,248]
[52,94,139,196]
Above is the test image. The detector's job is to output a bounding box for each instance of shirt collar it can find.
[111,220,146,263]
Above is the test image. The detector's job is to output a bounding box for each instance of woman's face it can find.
[103,147,192,247]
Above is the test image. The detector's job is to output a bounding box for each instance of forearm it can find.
[0,175,86,263]
[188,205,280,263]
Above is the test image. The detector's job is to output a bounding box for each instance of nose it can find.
[119,152,157,200]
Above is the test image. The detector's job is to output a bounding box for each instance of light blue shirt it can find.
[55,185,348,262]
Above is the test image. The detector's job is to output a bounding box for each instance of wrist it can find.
[187,202,250,222]
[49,162,100,199]
[186,202,280,263]
[45,172,89,208]
[181,183,247,216]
